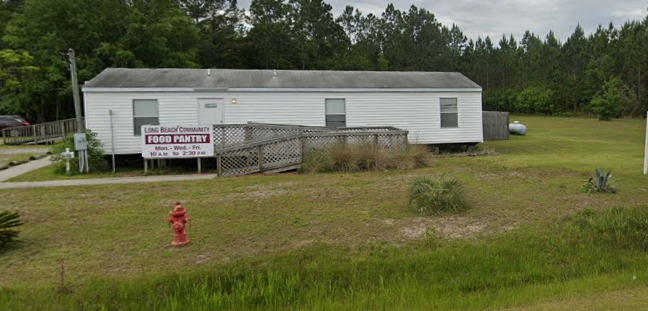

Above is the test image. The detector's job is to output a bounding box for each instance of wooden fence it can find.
[482,111,509,141]
[2,118,79,145]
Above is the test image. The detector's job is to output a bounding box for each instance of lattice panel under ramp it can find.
[262,138,302,170]
[219,147,260,176]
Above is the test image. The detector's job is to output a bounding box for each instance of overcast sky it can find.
[238,0,647,44]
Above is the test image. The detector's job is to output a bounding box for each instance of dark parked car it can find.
[0,115,30,135]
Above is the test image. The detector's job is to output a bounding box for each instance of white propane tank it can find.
[509,121,527,135]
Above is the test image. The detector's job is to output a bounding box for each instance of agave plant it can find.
[0,211,23,248]
[583,168,618,193]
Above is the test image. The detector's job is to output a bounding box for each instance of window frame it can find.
[325,98,346,128]
[440,98,458,128]
[133,99,159,136]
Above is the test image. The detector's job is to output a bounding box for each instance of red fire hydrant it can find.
[168,201,191,246]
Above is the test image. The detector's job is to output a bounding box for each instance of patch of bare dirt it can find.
[478,173,499,180]
[248,190,289,198]
[195,254,211,264]
[243,182,295,191]
[394,216,488,240]
[508,171,525,177]
[236,182,295,199]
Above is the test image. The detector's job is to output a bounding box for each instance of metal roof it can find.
[83,68,481,90]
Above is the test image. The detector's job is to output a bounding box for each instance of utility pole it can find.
[68,48,88,173]
[67,49,84,133]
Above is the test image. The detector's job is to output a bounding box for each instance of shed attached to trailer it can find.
[82,68,483,155]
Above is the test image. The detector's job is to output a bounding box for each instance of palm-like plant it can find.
[0,211,23,247]
[583,168,618,193]
[408,175,469,214]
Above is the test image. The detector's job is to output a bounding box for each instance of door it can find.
[198,98,224,125]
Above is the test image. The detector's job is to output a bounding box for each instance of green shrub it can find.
[590,78,625,121]
[515,86,555,115]
[484,88,520,112]
[50,129,108,174]
[408,175,469,214]
[0,211,22,249]
[582,168,618,193]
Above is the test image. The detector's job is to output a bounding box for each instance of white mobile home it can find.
[82,68,483,155]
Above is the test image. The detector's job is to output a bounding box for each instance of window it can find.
[440,98,458,128]
[325,98,346,127]
[133,99,159,135]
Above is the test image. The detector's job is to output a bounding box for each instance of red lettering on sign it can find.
[145,134,211,145]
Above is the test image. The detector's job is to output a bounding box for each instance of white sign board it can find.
[141,125,214,159]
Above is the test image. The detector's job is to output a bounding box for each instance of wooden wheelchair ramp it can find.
[213,124,409,176]
[2,119,79,145]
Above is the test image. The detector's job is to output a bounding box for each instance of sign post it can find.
[141,125,214,172]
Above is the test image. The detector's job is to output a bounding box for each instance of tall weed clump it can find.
[302,149,326,173]
[356,143,389,171]
[401,144,433,168]
[324,143,359,172]
[408,175,469,214]
[302,143,432,173]
[387,146,415,170]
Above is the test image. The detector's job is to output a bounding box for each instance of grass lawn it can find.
[1,116,648,310]
[5,164,210,182]
[0,153,41,167]
[0,142,48,167]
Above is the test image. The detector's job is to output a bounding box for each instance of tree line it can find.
[0,0,647,122]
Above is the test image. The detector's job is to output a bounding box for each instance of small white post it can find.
[644,112,647,175]
[61,148,75,175]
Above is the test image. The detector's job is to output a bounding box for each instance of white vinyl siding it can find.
[133,99,159,135]
[84,92,202,154]
[440,98,458,128]
[325,98,346,127]
[84,90,483,155]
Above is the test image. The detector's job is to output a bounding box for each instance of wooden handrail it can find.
[2,118,80,145]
